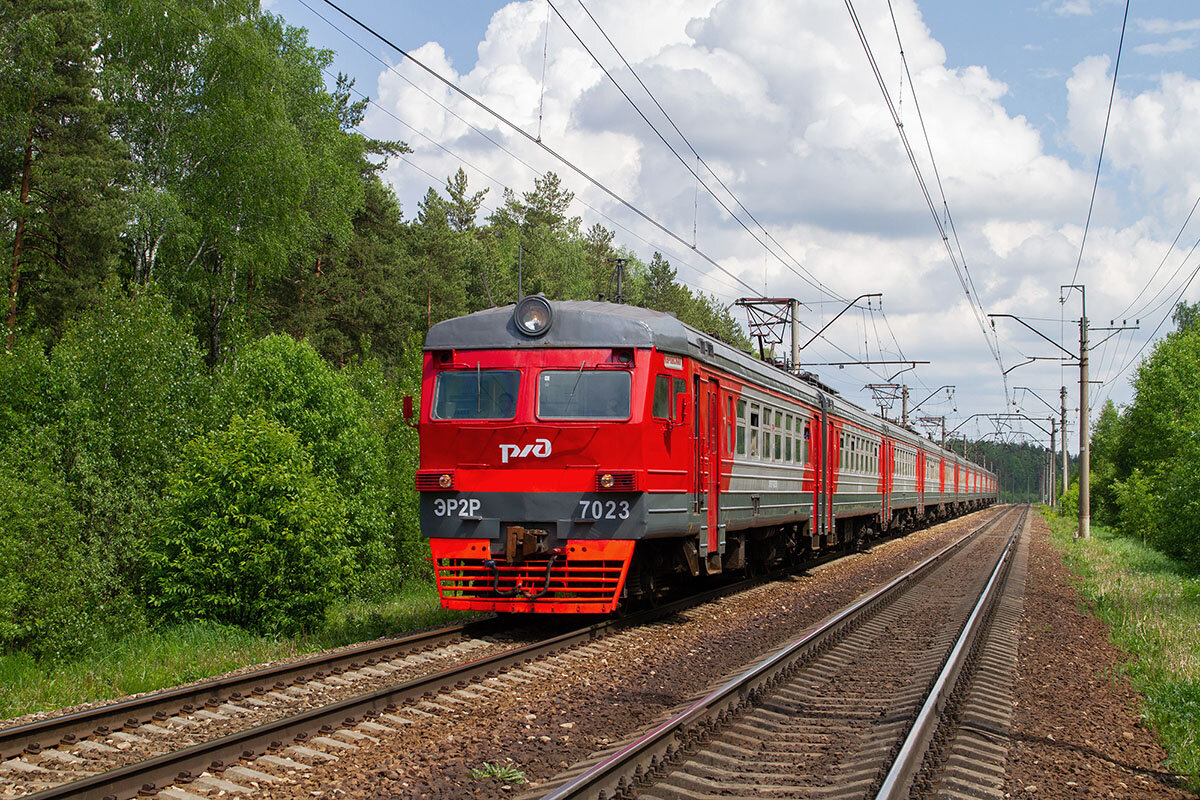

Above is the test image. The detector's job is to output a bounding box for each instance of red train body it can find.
[416,299,997,614]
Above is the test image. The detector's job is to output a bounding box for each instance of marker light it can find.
[438,474,453,489]
[514,295,553,337]
[599,473,615,489]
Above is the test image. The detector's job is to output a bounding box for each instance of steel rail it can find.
[538,504,1018,800]
[874,504,1029,799]
[0,618,499,761]
[22,565,790,800]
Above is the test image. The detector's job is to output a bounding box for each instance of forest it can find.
[0,0,746,659]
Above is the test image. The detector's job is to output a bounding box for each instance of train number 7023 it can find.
[577,500,630,520]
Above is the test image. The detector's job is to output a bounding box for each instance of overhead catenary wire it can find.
[306,0,911,382]
[1067,0,1131,289]
[562,0,848,304]
[321,58,747,305]
[315,0,765,299]
[296,0,755,304]
[843,0,1009,399]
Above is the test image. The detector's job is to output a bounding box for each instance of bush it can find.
[1060,480,1079,521]
[53,283,210,587]
[0,448,143,659]
[222,335,390,593]
[345,344,427,586]
[148,412,350,634]
[1158,430,1200,570]
[1112,468,1162,547]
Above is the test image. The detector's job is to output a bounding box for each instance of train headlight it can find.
[514,295,553,337]
[599,473,615,489]
[438,473,453,489]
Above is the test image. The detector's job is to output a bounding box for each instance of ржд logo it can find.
[499,438,552,464]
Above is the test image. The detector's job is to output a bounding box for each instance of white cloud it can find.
[362,0,1200,420]
[1133,36,1198,57]
[1135,17,1200,36]
[1051,0,1093,17]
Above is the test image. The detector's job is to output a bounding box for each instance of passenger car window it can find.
[736,399,747,455]
[433,369,519,420]
[538,370,631,419]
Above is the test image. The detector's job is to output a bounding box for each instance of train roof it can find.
[425,300,992,476]
[425,300,691,353]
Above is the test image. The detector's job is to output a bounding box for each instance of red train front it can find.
[417,297,695,613]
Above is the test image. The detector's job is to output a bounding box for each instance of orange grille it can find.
[595,470,638,491]
[416,471,452,491]
[429,539,635,614]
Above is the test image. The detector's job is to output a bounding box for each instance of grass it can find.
[0,581,477,722]
[1041,508,1200,789]
[470,760,527,783]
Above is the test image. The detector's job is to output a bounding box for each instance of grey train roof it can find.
[424,300,692,353]
[425,300,991,476]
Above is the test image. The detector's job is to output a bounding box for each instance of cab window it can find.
[433,369,519,420]
[538,370,631,419]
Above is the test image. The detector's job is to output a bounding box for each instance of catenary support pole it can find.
[1079,296,1090,539]
[1061,386,1068,503]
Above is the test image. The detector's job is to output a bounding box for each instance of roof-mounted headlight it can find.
[514,295,553,337]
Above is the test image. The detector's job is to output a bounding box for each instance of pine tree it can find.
[1,0,126,345]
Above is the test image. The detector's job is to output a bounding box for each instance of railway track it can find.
[533,504,1028,800]
[1,567,799,800]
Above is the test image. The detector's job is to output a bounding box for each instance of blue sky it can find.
[270,0,1200,451]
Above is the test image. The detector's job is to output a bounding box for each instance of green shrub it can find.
[53,283,210,586]
[1158,430,1200,570]
[1112,468,1162,547]
[1059,479,1079,520]
[149,412,350,634]
[345,346,427,586]
[0,448,143,659]
[222,334,390,592]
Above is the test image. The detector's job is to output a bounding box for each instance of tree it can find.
[1,0,126,345]
[99,0,399,364]
[443,168,488,232]
[1088,398,1124,525]
[1172,300,1199,333]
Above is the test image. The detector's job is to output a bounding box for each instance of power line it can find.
[842,0,1008,396]
[562,0,848,303]
[315,0,764,298]
[319,57,748,303]
[1097,241,1200,393]
[308,0,912,380]
[1067,0,1130,288]
[1123,192,1200,319]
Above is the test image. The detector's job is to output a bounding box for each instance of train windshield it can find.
[432,369,519,420]
[537,369,631,419]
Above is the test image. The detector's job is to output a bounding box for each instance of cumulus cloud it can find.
[362,0,1198,418]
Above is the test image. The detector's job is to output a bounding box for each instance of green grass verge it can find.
[1041,509,1200,789]
[0,581,477,722]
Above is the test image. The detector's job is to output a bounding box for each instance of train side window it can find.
[749,404,760,458]
[673,378,687,416]
[774,411,782,460]
[736,399,746,455]
[726,396,735,454]
[801,421,809,464]
[652,375,670,419]
[784,415,792,462]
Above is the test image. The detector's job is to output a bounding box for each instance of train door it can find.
[882,439,891,525]
[694,376,722,562]
[705,379,721,556]
[917,450,925,508]
[810,410,822,547]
